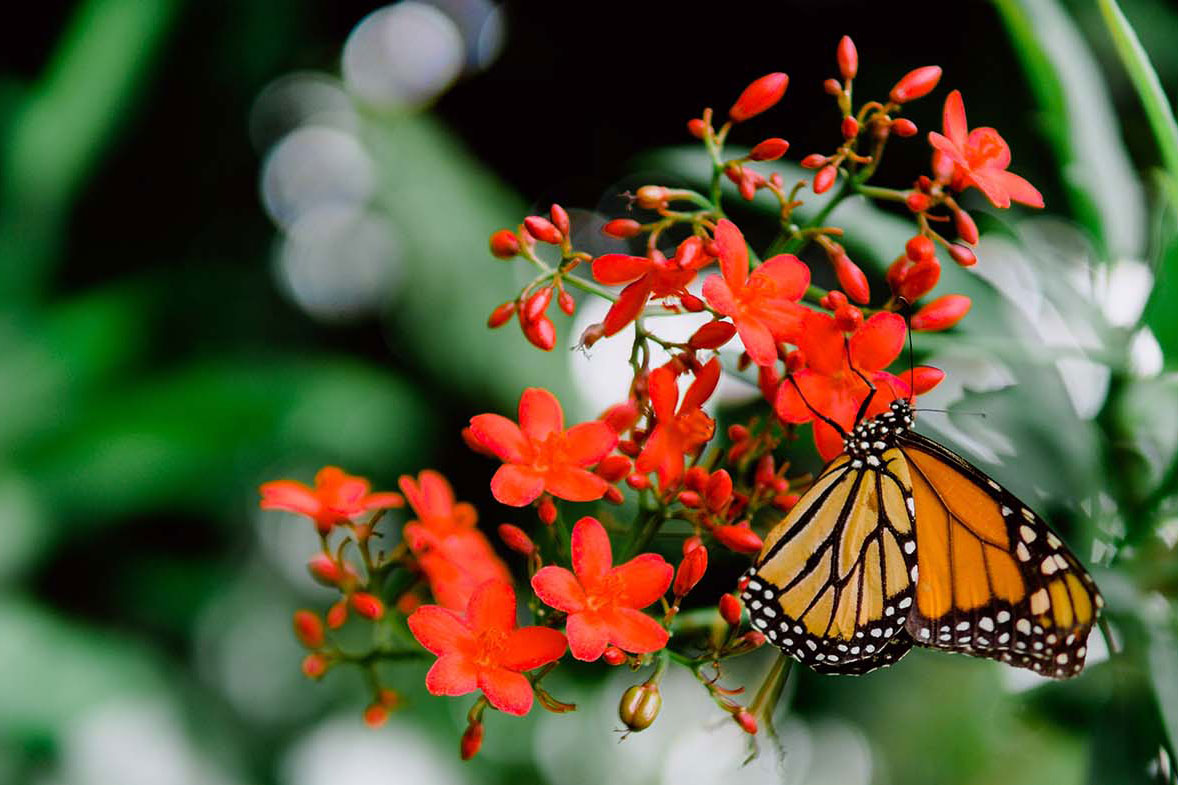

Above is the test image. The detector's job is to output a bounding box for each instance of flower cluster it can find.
[264,34,1042,760]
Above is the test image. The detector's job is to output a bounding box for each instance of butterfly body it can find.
[742,398,1103,679]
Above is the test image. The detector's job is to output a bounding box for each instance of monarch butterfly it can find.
[741,373,1104,679]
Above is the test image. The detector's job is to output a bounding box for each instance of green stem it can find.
[748,653,792,728]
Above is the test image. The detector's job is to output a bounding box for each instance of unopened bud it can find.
[834,304,863,332]
[549,204,570,236]
[636,185,669,209]
[680,293,706,312]
[892,118,918,137]
[948,243,976,267]
[705,470,733,512]
[461,721,484,760]
[910,294,971,331]
[308,553,342,586]
[489,229,520,259]
[832,254,870,304]
[719,593,742,626]
[836,36,858,80]
[800,153,827,169]
[327,600,348,629]
[734,709,758,735]
[524,215,562,244]
[713,524,764,554]
[689,320,736,349]
[906,192,932,212]
[687,117,708,139]
[603,646,627,666]
[953,208,979,244]
[905,235,935,262]
[498,523,536,555]
[901,365,946,395]
[618,683,662,731]
[684,466,710,492]
[729,72,789,122]
[364,703,389,728]
[889,65,942,103]
[841,116,859,139]
[487,300,517,328]
[524,315,557,351]
[293,610,325,649]
[302,652,330,679]
[603,218,642,238]
[823,78,843,95]
[673,545,708,597]
[749,137,790,161]
[538,497,557,525]
[351,592,385,620]
[896,258,941,302]
[814,165,838,194]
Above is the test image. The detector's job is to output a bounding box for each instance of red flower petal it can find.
[425,654,479,696]
[478,668,534,716]
[735,315,778,367]
[467,580,517,634]
[413,470,455,517]
[599,607,670,653]
[681,357,721,412]
[544,465,609,502]
[519,388,564,442]
[798,310,845,376]
[755,254,810,300]
[363,492,404,510]
[611,553,673,609]
[407,605,470,654]
[927,131,969,169]
[813,419,847,461]
[531,566,587,613]
[562,422,619,465]
[490,465,545,506]
[603,278,653,336]
[566,611,611,661]
[966,127,1011,170]
[647,366,680,422]
[701,275,738,315]
[990,169,1044,208]
[259,481,321,518]
[774,369,821,424]
[500,626,568,671]
[468,414,530,464]
[714,219,748,290]
[849,312,906,372]
[592,254,653,285]
[634,424,673,475]
[965,168,1012,209]
[942,89,968,148]
[571,516,613,582]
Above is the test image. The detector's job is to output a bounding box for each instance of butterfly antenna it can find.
[785,374,849,439]
[846,338,877,425]
[900,299,916,404]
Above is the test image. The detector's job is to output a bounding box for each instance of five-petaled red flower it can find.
[400,470,512,611]
[775,311,917,460]
[260,466,403,535]
[592,237,714,336]
[468,388,619,506]
[702,219,810,366]
[408,581,567,716]
[531,517,672,661]
[636,358,720,489]
[928,90,1044,209]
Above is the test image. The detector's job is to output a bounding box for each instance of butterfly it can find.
[740,376,1104,679]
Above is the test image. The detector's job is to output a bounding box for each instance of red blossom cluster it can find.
[263,34,1043,760]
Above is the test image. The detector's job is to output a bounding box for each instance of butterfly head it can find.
[843,398,915,459]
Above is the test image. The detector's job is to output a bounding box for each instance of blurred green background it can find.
[2,0,1177,783]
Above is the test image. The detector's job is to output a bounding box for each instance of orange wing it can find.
[900,432,1103,679]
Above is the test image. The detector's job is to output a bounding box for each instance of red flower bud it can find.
[713,524,763,554]
[524,215,562,244]
[687,118,707,139]
[837,36,858,80]
[814,165,838,194]
[680,293,706,312]
[738,172,757,201]
[726,424,750,443]
[800,153,827,169]
[948,243,977,267]
[897,258,941,302]
[487,300,517,328]
[351,592,384,620]
[308,554,342,586]
[901,364,945,395]
[823,78,843,96]
[523,315,557,350]
[327,600,348,629]
[489,229,520,259]
[461,721,484,760]
[754,454,776,488]
[820,289,849,311]
[293,610,325,649]
[773,493,800,510]
[729,72,788,122]
[954,208,979,244]
[742,630,767,648]
[596,454,632,483]
[524,287,553,322]
[603,400,640,433]
[719,593,742,626]
[749,137,790,161]
[832,254,870,304]
[684,466,709,492]
[636,185,669,209]
[889,65,942,103]
[886,257,912,293]
[834,304,863,332]
[498,523,536,555]
[689,320,737,350]
[758,364,780,402]
[603,646,627,665]
[678,490,702,508]
[911,294,971,331]
[618,440,641,457]
[538,496,557,525]
[550,204,570,236]
[734,709,758,735]
[841,116,859,139]
[892,118,918,137]
[905,235,936,262]
[302,652,330,679]
[603,218,642,238]
[683,535,703,554]
[705,470,733,512]
[673,545,708,597]
[364,703,389,728]
[906,191,932,212]
[626,473,650,490]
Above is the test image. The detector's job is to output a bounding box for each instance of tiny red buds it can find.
[557,289,576,315]
[749,137,790,161]
[673,545,708,597]
[677,490,702,508]
[550,204,570,236]
[327,600,348,629]
[953,208,979,244]
[814,165,838,194]
[293,610,325,648]
[719,593,742,626]
[489,229,519,259]
[687,118,707,139]
[364,703,389,728]
[603,400,640,433]
[603,218,642,238]
[837,36,858,80]
[524,287,553,322]
[602,646,627,666]
[906,192,932,212]
[680,293,706,312]
[948,243,977,267]
[626,473,650,490]
[726,424,750,443]
[841,116,859,139]
[911,294,971,331]
[832,254,870,304]
[683,535,703,554]
[734,709,758,735]
[689,320,737,349]
[705,470,733,512]
[901,365,945,395]
[892,118,918,137]
[729,72,788,122]
[538,496,557,525]
[351,592,385,620]
[635,185,669,209]
[524,215,562,244]
[889,65,942,103]
[604,486,624,505]
[524,315,557,351]
[834,304,863,332]
[897,258,941,302]
[713,524,763,554]
[461,720,484,760]
[498,523,536,556]
[684,466,709,492]
[487,301,516,328]
[308,554,341,586]
[906,235,936,262]
[596,454,632,483]
[823,78,843,96]
[819,289,848,311]
[302,652,330,679]
[800,153,827,169]
[619,683,662,731]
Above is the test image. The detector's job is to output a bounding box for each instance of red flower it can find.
[469,388,618,506]
[928,90,1044,209]
[531,517,672,661]
[592,237,713,336]
[702,220,810,366]
[399,470,512,611]
[636,358,720,489]
[408,581,567,716]
[775,311,915,460]
[259,466,403,535]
